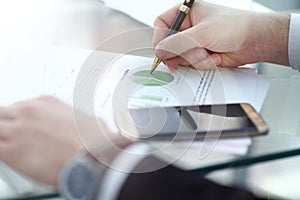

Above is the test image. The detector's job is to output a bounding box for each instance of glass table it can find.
[1,0,300,199]
[2,68,300,200]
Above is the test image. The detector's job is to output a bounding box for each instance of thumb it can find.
[154,27,205,60]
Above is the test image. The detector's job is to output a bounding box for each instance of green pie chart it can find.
[130,70,174,86]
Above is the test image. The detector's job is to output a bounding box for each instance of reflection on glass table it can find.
[1,65,300,200]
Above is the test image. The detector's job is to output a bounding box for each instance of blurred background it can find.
[1,0,300,52]
[256,0,300,12]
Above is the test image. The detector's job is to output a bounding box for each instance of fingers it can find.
[0,121,15,139]
[163,48,222,70]
[153,27,169,49]
[163,47,208,70]
[0,107,15,120]
[153,3,192,47]
[191,54,221,70]
[179,48,209,66]
[0,106,15,139]
[155,31,199,60]
[0,96,59,140]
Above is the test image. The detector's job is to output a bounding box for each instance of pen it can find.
[151,0,195,74]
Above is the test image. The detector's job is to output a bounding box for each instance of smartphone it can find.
[115,103,268,141]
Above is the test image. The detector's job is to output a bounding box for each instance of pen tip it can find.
[150,57,161,74]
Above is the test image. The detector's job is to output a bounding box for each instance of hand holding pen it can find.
[152,1,290,70]
[151,0,195,73]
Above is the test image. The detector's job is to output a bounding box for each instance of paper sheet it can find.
[0,45,91,106]
[94,53,271,155]
[95,54,270,112]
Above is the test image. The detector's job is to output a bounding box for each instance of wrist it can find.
[253,13,290,65]
[87,136,133,166]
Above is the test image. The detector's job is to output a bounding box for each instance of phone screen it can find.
[127,103,267,140]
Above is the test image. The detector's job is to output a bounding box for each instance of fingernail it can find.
[168,65,178,71]
[155,49,166,59]
[165,60,178,71]
[212,56,221,65]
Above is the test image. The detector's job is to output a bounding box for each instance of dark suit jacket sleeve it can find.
[117,156,266,200]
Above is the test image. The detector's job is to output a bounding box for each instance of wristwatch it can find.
[58,152,106,200]
[58,138,132,200]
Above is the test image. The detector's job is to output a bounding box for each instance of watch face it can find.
[59,154,104,200]
[67,163,98,200]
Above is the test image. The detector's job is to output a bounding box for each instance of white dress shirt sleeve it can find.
[288,13,300,70]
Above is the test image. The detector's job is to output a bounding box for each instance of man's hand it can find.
[0,96,114,186]
[153,1,290,70]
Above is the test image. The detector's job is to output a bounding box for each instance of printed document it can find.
[94,53,271,156]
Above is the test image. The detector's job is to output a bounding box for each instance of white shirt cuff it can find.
[288,13,300,70]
